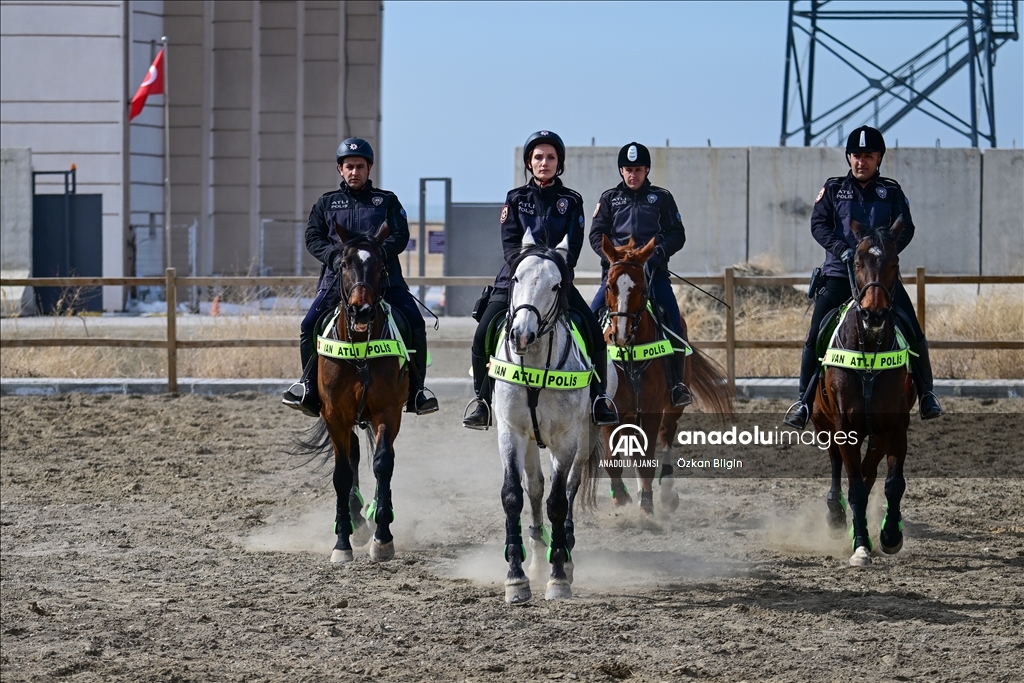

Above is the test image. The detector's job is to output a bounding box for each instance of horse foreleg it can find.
[499,430,530,604]
[544,456,572,600]
[367,421,396,562]
[843,442,872,567]
[331,438,355,564]
[880,433,907,555]
[347,431,372,547]
[523,440,548,574]
[825,441,847,530]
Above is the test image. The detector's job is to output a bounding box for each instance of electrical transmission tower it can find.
[780,1,1020,147]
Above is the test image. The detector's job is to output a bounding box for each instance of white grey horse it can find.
[491,232,608,604]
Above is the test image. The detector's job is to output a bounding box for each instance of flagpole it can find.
[161,36,172,274]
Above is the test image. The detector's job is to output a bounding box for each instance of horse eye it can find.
[511,276,518,284]
[552,284,561,292]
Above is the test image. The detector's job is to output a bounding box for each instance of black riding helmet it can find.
[617,141,651,168]
[845,126,885,165]
[523,130,565,176]
[336,137,374,165]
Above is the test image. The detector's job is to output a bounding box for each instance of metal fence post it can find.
[166,267,178,393]
[916,266,926,333]
[724,267,736,396]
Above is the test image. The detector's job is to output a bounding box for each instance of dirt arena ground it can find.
[1,394,1021,682]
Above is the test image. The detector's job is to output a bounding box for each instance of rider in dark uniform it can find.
[282,137,438,417]
[463,130,619,429]
[784,126,942,429]
[588,141,692,407]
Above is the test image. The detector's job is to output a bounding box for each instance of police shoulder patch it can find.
[579,215,585,227]
[500,204,509,224]
[815,186,825,203]
[400,208,407,218]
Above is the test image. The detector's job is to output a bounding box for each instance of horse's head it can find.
[332,219,388,334]
[507,232,570,354]
[601,234,656,347]
[849,216,903,333]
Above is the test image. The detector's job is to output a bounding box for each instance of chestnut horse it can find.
[812,217,916,566]
[296,222,408,563]
[599,235,733,515]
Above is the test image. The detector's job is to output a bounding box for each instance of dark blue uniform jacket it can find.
[588,179,686,273]
[494,177,585,289]
[305,180,410,291]
[812,172,915,278]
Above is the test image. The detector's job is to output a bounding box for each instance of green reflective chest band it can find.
[821,347,909,371]
[488,357,593,390]
[608,339,674,362]
[317,336,406,361]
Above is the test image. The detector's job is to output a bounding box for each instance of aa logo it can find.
[609,423,648,459]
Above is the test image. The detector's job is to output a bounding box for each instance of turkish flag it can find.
[129,49,164,121]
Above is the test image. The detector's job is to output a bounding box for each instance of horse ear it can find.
[636,236,657,263]
[554,234,570,260]
[601,234,618,265]
[331,217,349,243]
[521,229,537,249]
[888,215,904,243]
[849,218,865,240]
[373,221,390,244]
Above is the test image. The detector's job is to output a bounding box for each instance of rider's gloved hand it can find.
[331,252,344,273]
[839,248,855,264]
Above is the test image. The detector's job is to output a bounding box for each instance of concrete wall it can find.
[981,149,1024,276]
[0,148,34,315]
[538,146,1023,276]
[1,0,128,310]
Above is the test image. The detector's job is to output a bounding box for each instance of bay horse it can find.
[812,217,915,566]
[491,232,603,604]
[599,235,733,515]
[296,221,408,564]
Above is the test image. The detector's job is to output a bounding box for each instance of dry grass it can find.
[2,274,1021,380]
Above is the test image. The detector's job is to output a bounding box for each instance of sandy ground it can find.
[1,394,1022,682]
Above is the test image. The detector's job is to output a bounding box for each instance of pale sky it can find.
[380,1,1024,211]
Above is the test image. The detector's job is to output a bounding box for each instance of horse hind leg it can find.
[523,441,548,576]
[825,443,847,530]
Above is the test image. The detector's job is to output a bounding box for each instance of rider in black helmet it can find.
[282,137,438,417]
[589,141,691,407]
[463,130,619,429]
[783,125,942,429]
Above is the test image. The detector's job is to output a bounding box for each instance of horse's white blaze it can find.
[616,273,635,342]
[357,249,371,263]
[868,246,883,257]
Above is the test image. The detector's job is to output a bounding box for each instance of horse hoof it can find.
[880,536,904,555]
[849,546,872,567]
[826,511,847,530]
[369,539,395,562]
[351,520,373,547]
[612,493,632,507]
[504,579,531,605]
[545,580,572,600]
[660,489,680,513]
[330,548,354,564]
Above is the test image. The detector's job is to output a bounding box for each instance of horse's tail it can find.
[689,345,735,418]
[576,424,605,511]
[289,417,333,468]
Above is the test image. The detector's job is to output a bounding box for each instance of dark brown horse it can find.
[599,235,733,515]
[297,221,409,563]
[812,217,916,566]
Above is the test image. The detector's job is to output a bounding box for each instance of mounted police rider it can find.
[463,130,619,429]
[784,125,942,429]
[282,137,439,417]
[589,141,692,407]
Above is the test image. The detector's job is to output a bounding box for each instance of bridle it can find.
[506,251,567,346]
[337,241,385,339]
[606,259,649,346]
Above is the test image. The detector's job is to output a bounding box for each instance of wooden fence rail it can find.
[2,268,1021,394]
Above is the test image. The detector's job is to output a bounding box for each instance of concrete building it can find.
[1,0,382,310]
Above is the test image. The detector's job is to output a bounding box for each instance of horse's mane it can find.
[508,245,571,313]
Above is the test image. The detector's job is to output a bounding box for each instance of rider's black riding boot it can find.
[463,351,492,429]
[282,355,321,417]
[406,327,438,415]
[911,337,942,419]
[784,339,820,430]
[591,353,619,426]
[668,351,693,407]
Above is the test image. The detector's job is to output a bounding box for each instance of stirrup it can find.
[413,387,439,415]
[919,391,943,420]
[671,383,693,407]
[462,397,491,430]
[592,395,619,427]
[282,380,319,418]
[782,400,809,430]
